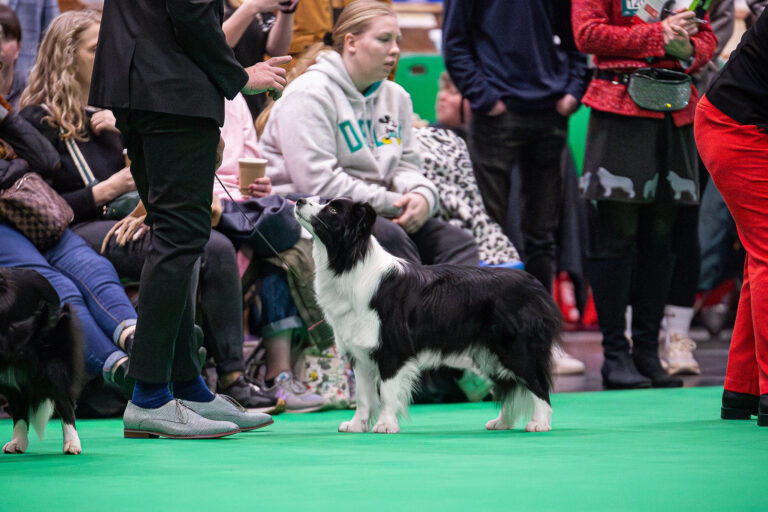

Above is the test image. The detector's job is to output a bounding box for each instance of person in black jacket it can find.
[89,1,290,439]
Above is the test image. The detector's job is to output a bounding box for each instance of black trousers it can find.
[115,110,220,383]
[372,216,479,266]
[468,109,567,292]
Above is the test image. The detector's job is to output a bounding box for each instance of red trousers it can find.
[695,96,768,396]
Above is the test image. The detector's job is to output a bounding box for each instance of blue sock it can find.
[172,376,214,403]
[131,381,173,409]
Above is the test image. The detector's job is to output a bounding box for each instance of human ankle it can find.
[219,371,242,389]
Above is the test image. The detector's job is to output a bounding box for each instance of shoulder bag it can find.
[0,172,74,250]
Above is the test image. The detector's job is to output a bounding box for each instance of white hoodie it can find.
[259,51,438,218]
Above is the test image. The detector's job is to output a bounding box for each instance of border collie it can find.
[294,198,559,434]
[0,267,85,454]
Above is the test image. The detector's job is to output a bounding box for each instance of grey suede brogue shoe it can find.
[123,399,240,439]
[183,394,274,431]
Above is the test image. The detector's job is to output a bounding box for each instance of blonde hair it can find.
[255,0,395,137]
[330,0,396,53]
[20,9,101,141]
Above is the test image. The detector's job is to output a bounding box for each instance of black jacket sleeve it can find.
[0,110,60,177]
[166,0,249,100]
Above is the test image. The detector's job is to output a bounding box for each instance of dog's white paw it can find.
[3,439,28,454]
[524,420,551,433]
[338,419,369,433]
[371,420,399,434]
[485,417,513,431]
[63,438,82,455]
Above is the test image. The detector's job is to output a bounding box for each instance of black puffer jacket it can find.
[0,110,60,190]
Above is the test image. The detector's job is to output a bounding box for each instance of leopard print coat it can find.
[415,126,520,265]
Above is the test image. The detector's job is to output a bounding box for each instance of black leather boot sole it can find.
[721,390,759,420]
[758,394,768,426]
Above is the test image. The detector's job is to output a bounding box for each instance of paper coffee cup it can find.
[238,157,267,195]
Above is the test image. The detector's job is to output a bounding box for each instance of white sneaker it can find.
[661,332,701,375]
[551,345,585,375]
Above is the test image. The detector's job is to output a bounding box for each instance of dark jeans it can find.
[698,181,743,291]
[469,109,567,291]
[372,216,479,266]
[73,221,245,376]
[115,109,219,383]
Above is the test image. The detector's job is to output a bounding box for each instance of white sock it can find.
[663,305,694,339]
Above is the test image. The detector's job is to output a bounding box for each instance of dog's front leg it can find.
[56,398,81,454]
[61,421,81,455]
[372,379,400,434]
[339,363,375,433]
[3,419,29,454]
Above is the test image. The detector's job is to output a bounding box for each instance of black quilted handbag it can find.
[0,173,74,250]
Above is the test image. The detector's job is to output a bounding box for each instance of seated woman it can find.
[17,9,285,413]
[213,91,329,413]
[258,1,479,267]
[0,98,135,395]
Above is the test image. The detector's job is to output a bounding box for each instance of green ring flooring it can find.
[1,386,765,511]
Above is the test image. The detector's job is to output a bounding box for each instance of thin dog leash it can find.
[213,173,296,274]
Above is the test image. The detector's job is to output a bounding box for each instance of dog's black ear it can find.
[355,202,377,232]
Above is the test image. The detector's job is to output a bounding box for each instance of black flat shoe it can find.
[601,351,652,390]
[721,390,759,420]
[633,352,683,388]
[759,394,768,427]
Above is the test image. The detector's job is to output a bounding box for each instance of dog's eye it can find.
[328,207,337,214]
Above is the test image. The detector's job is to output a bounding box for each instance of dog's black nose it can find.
[296,198,306,207]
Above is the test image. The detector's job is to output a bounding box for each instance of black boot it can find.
[721,390,759,420]
[602,350,652,389]
[632,349,683,388]
[759,395,768,427]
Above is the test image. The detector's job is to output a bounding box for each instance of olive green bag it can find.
[627,68,692,112]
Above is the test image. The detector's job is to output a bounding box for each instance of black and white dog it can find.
[0,267,85,454]
[294,198,560,434]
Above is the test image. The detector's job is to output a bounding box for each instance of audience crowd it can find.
[0,0,756,420]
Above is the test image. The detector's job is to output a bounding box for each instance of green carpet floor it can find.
[1,386,765,511]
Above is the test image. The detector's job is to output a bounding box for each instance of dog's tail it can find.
[29,399,55,441]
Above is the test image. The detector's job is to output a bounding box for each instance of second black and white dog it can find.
[294,198,560,434]
[0,267,85,454]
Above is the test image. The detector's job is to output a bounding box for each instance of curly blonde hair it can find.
[19,9,101,141]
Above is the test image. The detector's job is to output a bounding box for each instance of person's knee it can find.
[372,217,419,263]
[203,230,237,269]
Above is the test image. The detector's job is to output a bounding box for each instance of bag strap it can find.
[40,103,98,186]
[64,136,97,186]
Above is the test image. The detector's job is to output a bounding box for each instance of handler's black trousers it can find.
[115,109,219,383]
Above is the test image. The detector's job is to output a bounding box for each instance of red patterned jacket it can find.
[572,0,717,126]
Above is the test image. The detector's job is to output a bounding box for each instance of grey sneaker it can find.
[123,399,240,439]
[184,394,274,431]
[264,371,328,413]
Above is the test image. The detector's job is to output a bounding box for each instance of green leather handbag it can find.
[627,68,692,112]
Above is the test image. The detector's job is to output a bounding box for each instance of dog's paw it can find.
[338,419,369,433]
[63,439,82,455]
[524,420,551,433]
[371,421,399,434]
[485,417,513,431]
[3,439,28,454]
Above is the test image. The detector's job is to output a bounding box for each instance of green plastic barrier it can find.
[394,53,445,123]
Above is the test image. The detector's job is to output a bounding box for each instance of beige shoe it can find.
[661,332,701,375]
[551,345,585,375]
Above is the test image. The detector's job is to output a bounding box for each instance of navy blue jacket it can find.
[442,0,589,114]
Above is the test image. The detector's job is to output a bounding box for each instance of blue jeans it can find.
[0,223,136,375]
